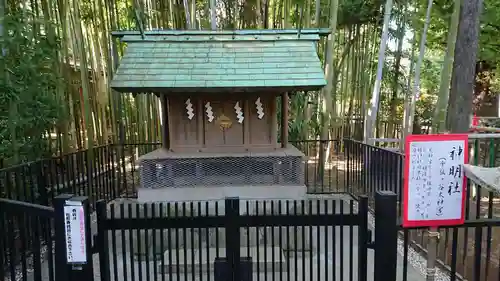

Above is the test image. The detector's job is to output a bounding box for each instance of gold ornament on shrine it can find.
[217,114,232,131]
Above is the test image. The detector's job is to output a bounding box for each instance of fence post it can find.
[357,195,369,281]
[96,200,110,281]
[106,146,117,200]
[226,197,240,281]
[53,194,73,281]
[54,194,94,281]
[374,191,397,281]
[36,160,49,206]
[345,140,350,193]
[362,145,369,195]
[0,201,4,281]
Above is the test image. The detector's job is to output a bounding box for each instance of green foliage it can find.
[0,9,65,164]
[419,49,444,95]
[478,0,500,63]
[337,0,381,26]
[415,93,436,130]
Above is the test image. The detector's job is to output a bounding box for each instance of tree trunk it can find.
[400,23,417,150]
[387,5,406,138]
[432,0,460,132]
[210,0,217,29]
[314,0,320,27]
[316,0,339,181]
[403,0,433,140]
[256,0,262,28]
[71,0,94,150]
[0,0,3,56]
[363,0,393,143]
[320,0,339,141]
[447,0,482,133]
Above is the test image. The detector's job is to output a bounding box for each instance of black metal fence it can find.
[0,140,347,209]
[291,140,344,193]
[344,137,500,281]
[96,196,370,281]
[2,192,402,281]
[0,198,56,281]
[94,192,401,281]
[0,140,348,281]
[0,144,161,208]
[343,139,404,203]
[5,136,500,281]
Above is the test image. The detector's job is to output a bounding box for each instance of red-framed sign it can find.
[402,134,468,228]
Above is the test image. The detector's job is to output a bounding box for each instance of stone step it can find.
[160,246,287,274]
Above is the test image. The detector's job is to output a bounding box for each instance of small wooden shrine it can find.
[111,29,327,201]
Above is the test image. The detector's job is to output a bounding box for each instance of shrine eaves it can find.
[110,29,327,93]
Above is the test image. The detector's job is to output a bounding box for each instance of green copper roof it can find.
[110,31,327,93]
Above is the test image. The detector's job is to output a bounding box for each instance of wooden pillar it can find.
[197,98,204,148]
[244,98,251,149]
[270,97,278,145]
[161,95,170,150]
[281,92,288,148]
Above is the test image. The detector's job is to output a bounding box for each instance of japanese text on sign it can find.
[404,135,467,227]
[63,204,87,264]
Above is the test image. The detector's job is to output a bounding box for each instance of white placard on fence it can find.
[403,134,468,228]
[63,203,87,264]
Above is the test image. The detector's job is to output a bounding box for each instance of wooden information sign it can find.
[403,134,468,228]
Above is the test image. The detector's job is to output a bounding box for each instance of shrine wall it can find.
[167,94,278,153]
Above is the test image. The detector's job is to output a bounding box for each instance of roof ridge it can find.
[112,28,332,38]
[121,34,321,43]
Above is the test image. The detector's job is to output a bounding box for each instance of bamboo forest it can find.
[0,0,487,166]
[2,0,500,279]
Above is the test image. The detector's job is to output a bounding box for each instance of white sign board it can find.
[64,203,87,263]
[403,134,468,228]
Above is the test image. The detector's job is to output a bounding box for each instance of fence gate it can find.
[90,192,398,281]
[3,192,399,281]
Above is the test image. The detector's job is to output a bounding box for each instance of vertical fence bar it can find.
[225,197,240,281]
[97,200,111,281]
[109,145,117,197]
[366,146,371,196]
[398,155,404,216]
[345,140,351,194]
[37,161,49,206]
[121,145,128,197]
[355,141,361,193]
[107,146,116,199]
[7,206,15,281]
[374,191,397,281]
[357,196,369,281]
[0,201,4,281]
[31,216,43,281]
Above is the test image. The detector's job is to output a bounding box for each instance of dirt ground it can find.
[303,155,347,193]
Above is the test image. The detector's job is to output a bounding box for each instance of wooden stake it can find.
[426,227,439,281]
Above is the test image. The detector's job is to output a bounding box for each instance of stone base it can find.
[109,198,318,259]
[129,223,315,260]
[160,246,286,273]
[137,185,307,202]
[138,147,305,188]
